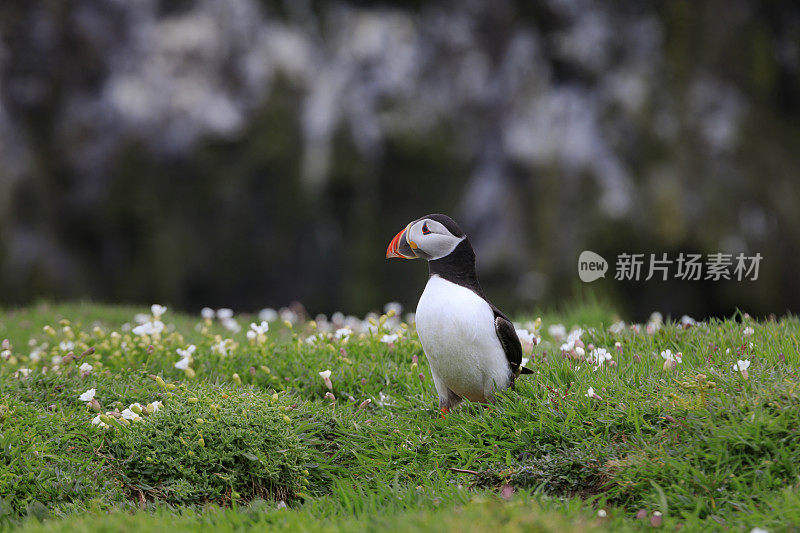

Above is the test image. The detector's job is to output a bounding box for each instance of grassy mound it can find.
[107,383,311,506]
[0,396,119,523]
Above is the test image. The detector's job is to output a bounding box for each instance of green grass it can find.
[1,302,799,532]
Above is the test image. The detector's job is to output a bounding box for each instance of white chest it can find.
[415,276,511,402]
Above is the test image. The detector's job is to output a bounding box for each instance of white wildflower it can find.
[661,349,683,370]
[319,370,333,390]
[548,323,566,340]
[59,340,75,352]
[588,348,613,370]
[151,400,163,412]
[151,304,167,318]
[79,362,93,373]
[176,345,196,359]
[217,308,234,320]
[381,333,399,344]
[347,316,363,330]
[221,318,240,333]
[585,387,602,400]
[559,328,584,352]
[646,313,663,335]
[516,329,540,346]
[212,340,231,356]
[334,327,352,340]
[279,308,298,324]
[384,302,403,315]
[259,308,278,322]
[743,326,754,336]
[660,349,683,363]
[16,368,32,378]
[305,334,320,345]
[174,357,190,370]
[91,414,108,428]
[121,408,141,421]
[609,321,625,334]
[79,388,96,402]
[734,359,752,378]
[597,509,607,518]
[383,302,403,316]
[201,307,215,319]
[132,321,165,337]
[376,391,394,407]
[249,321,269,335]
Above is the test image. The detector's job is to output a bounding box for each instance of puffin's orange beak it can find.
[387,225,415,259]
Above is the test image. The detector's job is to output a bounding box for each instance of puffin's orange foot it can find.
[440,407,449,419]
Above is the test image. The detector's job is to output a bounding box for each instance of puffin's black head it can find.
[386,214,466,261]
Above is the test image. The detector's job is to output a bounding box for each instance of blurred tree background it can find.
[0,0,798,320]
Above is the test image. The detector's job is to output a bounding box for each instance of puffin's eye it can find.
[422,223,431,235]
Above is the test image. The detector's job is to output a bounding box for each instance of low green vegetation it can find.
[0,302,798,531]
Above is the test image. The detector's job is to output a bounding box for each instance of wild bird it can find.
[386,214,533,415]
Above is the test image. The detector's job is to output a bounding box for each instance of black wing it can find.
[489,304,532,376]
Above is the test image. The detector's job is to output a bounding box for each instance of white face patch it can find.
[406,219,465,260]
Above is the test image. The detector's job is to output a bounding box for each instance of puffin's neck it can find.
[427,239,485,298]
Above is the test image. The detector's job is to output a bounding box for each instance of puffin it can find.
[386,214,533,414]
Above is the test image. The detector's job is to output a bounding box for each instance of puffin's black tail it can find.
[519,366,534,375]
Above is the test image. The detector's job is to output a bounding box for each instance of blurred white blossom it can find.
[548,324,566,340]
[259,308,278,322]
[334,328,352,340]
